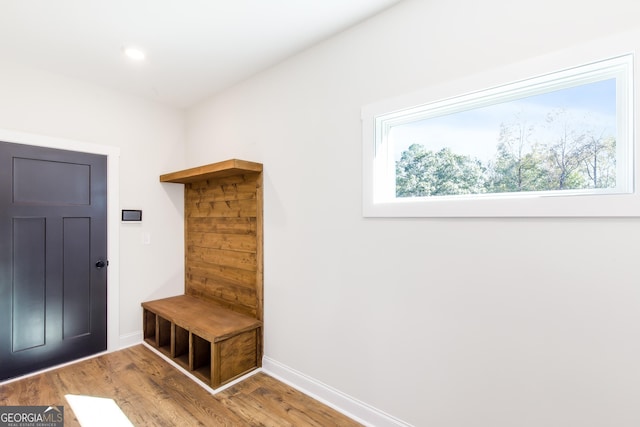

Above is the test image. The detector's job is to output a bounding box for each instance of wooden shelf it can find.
[160,159,263,183]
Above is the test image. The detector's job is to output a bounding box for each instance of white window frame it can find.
[362,50,637,217]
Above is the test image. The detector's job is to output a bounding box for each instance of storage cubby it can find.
[157,316,171,356]
[142,159,263,389]
[191,333,211,383]
[143,310,156,344]
[173,325,189,361]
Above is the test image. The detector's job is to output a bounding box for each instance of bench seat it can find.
[142,295,262,388]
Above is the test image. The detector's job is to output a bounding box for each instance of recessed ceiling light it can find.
[123,46,146,61]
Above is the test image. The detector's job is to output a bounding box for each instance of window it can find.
[362,53,636,217]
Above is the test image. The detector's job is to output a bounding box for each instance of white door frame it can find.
[0,128,120,352]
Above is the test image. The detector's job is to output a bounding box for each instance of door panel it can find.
[13,157,91,205]
[12,217,46,352]
[63,217,91,339]
[0,141,107,381]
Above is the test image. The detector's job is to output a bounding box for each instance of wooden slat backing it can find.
[188,232,256,252]
[187,177,258,202]
[189,246,257,272]
[183,171,263,322]
[188,217,257,235]
[188,199,257,218]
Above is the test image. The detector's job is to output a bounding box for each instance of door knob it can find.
[95,260,108,269]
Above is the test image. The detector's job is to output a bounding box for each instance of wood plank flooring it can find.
[0,345,361,426]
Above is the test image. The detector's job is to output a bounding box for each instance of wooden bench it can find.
[143,295,262,388]
[143,159,264,389]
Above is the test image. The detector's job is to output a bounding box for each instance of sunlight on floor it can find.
[65,394,134,427]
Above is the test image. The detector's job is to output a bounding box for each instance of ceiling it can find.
[0,0,402,109]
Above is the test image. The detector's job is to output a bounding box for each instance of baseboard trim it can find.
[119,331,143,349]
[261,356,412,427]
[0,332,143,385]
[0,350,109,386]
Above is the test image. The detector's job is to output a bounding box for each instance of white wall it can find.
[186,1,640,426]
[0,60,186,346]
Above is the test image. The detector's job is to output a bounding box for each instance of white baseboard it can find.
[118,331,143,349]
[0,350,109,385]
[261,356,412,427]
[0,331,144,385]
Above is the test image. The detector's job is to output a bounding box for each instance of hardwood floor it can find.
[0,345,362,426]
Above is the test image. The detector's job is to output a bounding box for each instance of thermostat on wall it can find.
[121,209,142,222]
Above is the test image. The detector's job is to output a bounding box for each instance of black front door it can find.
[0,141,108,381]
